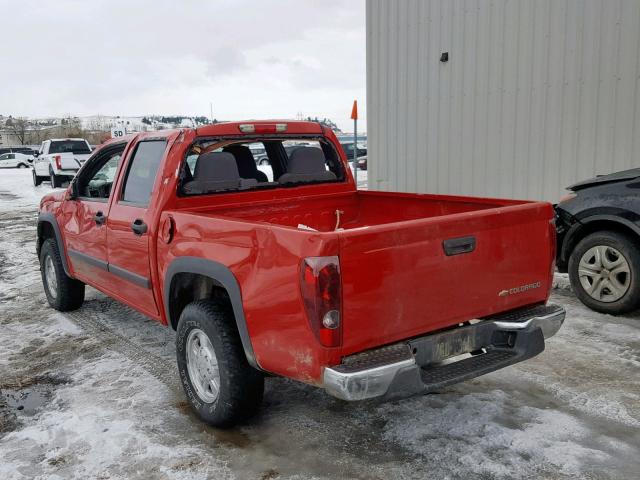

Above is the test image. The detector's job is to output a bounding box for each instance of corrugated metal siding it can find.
[366,0,640,201]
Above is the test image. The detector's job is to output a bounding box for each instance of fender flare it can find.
[164,257,259,370]
[561,214,640,263]
[37,212,71,277]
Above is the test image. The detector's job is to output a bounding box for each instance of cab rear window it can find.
[49,141,91,155]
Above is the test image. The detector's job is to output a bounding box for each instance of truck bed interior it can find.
[186,191,527,232]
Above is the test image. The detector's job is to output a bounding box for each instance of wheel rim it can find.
[578,245,631,302]
[186,328,220,403]
[44,255,58,299]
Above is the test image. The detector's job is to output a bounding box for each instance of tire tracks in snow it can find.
[64,309,182,395]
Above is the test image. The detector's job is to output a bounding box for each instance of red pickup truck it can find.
[37,121,564,427]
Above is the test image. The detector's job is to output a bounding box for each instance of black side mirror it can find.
[68,180,79,200]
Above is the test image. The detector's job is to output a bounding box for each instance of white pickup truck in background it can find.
[32,138,92,187]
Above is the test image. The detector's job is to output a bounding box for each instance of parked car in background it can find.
[32,138,92,187]
[248,143,269,165]
[556,168,640,314]
[37,120,563,427]
[340,141,367,167]
[0,152,33,168]
[0,147,38,157]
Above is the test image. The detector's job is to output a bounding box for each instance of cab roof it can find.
[196,120,324,137]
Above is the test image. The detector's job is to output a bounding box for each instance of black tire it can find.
[176,300,264,428]
[39,238,85,311]
[18,163,28,169]
[33,169,42,186]
[50,169,62,188]
[568,230,640,315]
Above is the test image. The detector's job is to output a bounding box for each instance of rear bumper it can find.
[53,168,79,177]
[323,303,565,401]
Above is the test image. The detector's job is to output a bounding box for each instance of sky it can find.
[0,0,366,132]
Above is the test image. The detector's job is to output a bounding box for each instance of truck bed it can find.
[181,190,555,358]
[187,190,525,231]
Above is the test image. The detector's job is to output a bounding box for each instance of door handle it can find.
[94,211,106,225]
[131,218,148,235]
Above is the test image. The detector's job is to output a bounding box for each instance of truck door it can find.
[35,141,49,176]
[61,143,125,285]
[105,139,167,318]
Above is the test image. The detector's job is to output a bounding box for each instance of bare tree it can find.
[5,117,29,145]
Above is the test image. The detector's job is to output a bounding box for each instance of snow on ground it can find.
[0,168,638,479]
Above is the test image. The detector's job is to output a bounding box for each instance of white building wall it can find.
[366,0,640,201]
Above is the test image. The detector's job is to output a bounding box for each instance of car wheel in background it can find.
[176,300,264,428]
[33,169,43,186]
[49,169,62,188]
[39,238,85,311]
[18,163,28,169]
[568,230,640,314]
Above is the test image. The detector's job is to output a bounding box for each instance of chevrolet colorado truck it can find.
[33,138,92,187]
[36,121,564,427]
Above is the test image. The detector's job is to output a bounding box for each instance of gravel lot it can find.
[0,168,638,479]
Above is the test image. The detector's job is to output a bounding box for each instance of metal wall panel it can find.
[366,0,640,201]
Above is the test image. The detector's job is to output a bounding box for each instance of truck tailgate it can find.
[338,201,555,356]
[58,153,82,170]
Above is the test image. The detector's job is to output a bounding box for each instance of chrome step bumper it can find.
[323,303,565,401]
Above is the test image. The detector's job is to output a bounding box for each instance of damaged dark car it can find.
[555,168,640,314]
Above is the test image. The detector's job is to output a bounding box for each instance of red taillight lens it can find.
[54,155,62,170]
[548,218,557,298]
[300,256,342,347]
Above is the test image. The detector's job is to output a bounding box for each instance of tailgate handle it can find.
[443,236,476,256]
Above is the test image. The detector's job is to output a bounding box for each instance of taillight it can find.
[54,155,62,170]
[548,218,557,298]
[300,256,342,347]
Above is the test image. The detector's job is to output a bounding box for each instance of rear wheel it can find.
[39,238,85,311]
[49,168,61,188]
[176,300,264,427]
[32,169,42,186]
[18,163,28,169]
[568,231,640,314]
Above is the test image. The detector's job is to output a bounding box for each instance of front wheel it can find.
[33,169,43,186]
[39,238,85,311]
[176,300,264,427]
[568,231,640,314]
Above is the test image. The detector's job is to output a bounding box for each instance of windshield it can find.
[49,140,91,155]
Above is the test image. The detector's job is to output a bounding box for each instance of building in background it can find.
[366,0,640,201]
